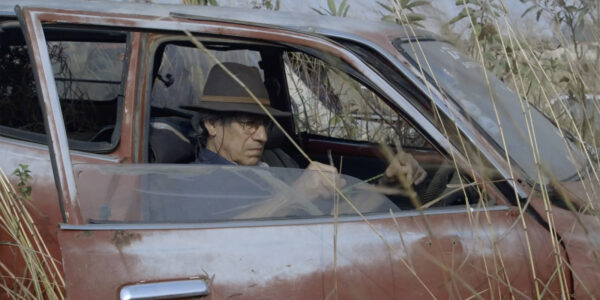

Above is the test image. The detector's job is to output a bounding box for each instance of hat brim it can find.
[181,102,291,117]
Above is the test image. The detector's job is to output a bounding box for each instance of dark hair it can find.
[191,111,225,148]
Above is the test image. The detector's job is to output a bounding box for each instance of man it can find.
[183,62,426,202]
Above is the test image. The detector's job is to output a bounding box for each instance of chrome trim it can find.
[18,7,80,223]
[120,279,209,300]
[0,136,120,163]
[60,206,510,231]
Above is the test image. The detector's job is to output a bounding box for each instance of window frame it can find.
[0,21,131,153]
[282,49,435,150]
[18,7,510,225]
[138,33,499,212]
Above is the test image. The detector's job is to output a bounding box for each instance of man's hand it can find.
[383,151,426,186]
[293,161,345,201]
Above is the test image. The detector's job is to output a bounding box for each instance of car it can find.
[0,1,598,299]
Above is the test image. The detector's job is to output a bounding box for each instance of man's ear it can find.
[204,119,217,136]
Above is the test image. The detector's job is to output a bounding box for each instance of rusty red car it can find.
[0,1,599,299]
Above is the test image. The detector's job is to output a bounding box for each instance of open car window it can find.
[285,51,430,149]
[90,34,500,224]
[0,22,127,152]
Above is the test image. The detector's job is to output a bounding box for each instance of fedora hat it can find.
[181,62,290,117]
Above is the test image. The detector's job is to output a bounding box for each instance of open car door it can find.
[18,5,568,299]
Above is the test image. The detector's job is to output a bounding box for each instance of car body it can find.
[0,1,599,299]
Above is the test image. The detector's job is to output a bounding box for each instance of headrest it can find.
[149,117,196,163]
[264,123,287,149]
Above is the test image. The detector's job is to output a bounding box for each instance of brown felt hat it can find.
[181,62,290,117]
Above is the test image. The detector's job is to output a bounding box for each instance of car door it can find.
[18,5,567,299]
[0,10,137,285]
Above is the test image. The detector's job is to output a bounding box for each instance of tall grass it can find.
[0,167,64,299]
[213,0,600,297]
[172,0,599,295]
[385,0,600,298]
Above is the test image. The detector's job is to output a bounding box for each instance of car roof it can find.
[0,0,436,43]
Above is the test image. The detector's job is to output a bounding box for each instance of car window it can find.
[76,36,495,224]
[75,164,400,223]
[282,50,493,208]
[284,51,430,149]
[0,22,127,152]
[394,39,586,183]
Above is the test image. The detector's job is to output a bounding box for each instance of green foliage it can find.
[521,0,596,34]
[254,0,280,11]
[378,0,430,28]
[12,164,32,201]
[521,0,599,142]
[183,0,219,6]
[450,0,505,44]
[312,0,350,17]
[448,0,514,78]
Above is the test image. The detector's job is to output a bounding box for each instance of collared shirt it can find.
[194,149,235,165]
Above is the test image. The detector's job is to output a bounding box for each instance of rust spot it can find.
[508,208,520,217]
[111,230,141,250]
[227,292,243,298]
[75,231,93,238]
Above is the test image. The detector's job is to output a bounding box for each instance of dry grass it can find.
[0,167,64,300]
[387,0,600,298]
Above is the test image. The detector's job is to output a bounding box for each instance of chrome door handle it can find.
[120,279,209,300]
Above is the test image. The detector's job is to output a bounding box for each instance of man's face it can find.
[206,115,270,166]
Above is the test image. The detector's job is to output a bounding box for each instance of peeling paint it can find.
[111,230,142,250]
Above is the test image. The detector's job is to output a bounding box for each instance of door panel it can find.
[58,209,562,299]
[0,137,120,292]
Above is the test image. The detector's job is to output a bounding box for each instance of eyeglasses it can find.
[235,116,273,134]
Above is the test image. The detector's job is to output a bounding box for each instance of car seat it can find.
[261,124,299,168]
[149,116,197,163]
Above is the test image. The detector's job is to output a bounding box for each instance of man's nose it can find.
[252,124,268,143]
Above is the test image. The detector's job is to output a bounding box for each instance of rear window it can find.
[0,22,127,152]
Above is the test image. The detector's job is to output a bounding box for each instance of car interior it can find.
[0,19,484,213]
[146,36,481,209]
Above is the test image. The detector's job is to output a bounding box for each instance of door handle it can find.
[120,279,209,299]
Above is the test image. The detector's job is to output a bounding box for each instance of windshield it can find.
[74,164,400,223]
[394,39,585,182]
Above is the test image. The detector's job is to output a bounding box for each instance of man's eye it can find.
[247,120,261,127]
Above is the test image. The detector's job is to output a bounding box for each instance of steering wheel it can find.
[417,160,456,207]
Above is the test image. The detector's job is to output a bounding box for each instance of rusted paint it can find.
[57,211,566,299]
[117,32,143,164]
[111,230,142,250]
[529,196,600,298]
[136,34,151,164]
[75,231,93,238]
[19,6,83,224]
